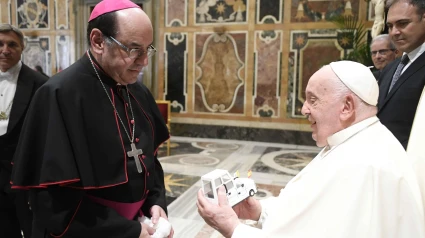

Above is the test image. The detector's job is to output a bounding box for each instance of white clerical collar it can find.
[0,61,22,78]
[406,42,425,64]
[327,116,379,149]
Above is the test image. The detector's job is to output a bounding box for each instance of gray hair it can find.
[330,75,377,114]
[386,0,425,16]
[370,34,396,50]
[0,24,24,48]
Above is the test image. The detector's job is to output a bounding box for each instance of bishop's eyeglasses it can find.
[106,35,156,59]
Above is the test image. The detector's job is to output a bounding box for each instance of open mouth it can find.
[307,116,316,126]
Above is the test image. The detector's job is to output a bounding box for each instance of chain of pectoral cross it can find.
[87,51,144,173]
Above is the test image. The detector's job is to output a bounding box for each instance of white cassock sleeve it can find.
[407,87,425,221]
[232,196,280,237]
[232,163,425,238]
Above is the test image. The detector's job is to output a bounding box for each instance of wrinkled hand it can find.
[139,223,155,238]
[197,186,240,238]
[150,205,174,238]
[232,195,262,221]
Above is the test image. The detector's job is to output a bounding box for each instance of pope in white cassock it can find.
[407,86,425,224]
[197,61,425,238]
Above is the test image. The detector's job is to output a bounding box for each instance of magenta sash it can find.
[87,195,146,220]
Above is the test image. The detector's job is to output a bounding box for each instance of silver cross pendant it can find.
[127,143,143,173]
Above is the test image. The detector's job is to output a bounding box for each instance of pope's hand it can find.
[139,223,155,238]
[233,194,262,221]
[150,205,174,238]
[197,186,240,238]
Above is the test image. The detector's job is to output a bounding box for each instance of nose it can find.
[134,54,149,67]
[0,45,11,55]
[389,26,400,37]
[301,101,310,116]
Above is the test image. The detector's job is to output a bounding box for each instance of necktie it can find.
[388,54,409,93]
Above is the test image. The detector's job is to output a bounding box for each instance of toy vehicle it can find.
[201,169,257,207]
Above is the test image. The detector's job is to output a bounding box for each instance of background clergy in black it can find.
[10,2,172,238]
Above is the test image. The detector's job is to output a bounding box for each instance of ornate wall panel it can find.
[165,0,187,27]
[22,36,51,74]
[55,0,69,30]
[292,0,359,22]
[253,30,283,118]
[287,29,352,118]
[367,1,376,21]
[17,0,49,29]
[256,0,283,23]
[0,0,75,75]
[158,0,371,133]
[0,0,10,23]
[164,32,188,113]
[195,0,248,24]
[194,32,246,114]
[56,35,71,72]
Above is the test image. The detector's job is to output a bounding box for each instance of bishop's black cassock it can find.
[11,52,169,238]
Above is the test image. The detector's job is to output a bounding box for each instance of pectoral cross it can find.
[127,143,143,173]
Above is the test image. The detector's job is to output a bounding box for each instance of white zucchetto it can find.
[330,61,379,106]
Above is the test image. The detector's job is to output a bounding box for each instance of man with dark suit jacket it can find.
[370,34,399,80]
[377,0,425,149]
[0,24,47,238]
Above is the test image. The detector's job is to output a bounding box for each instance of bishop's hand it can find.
[139,223,155,238]
[150,205,174,238]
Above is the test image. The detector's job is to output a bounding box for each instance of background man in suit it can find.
[377,0,425,149]
[370,34,399,79]
[0,24,47,238]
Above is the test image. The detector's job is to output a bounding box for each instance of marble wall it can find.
[0,0,75,75]
[0,0,376,144]
[158,0,374,142]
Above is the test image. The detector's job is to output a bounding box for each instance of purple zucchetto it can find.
[89,0,140,22]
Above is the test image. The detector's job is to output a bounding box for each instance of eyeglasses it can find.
[107,35,156,59]
[371,49,395,56]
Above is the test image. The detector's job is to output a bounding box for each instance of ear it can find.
[89,28,105,54]
[340,94,355,121]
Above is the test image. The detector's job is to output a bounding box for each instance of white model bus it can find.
[201,169,257,207]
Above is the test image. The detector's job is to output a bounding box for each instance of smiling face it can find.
[387,1,425,53]
[98,8,153,85]
[301,66,345,147]
[0,31,23,72]
[370,39,398,70]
